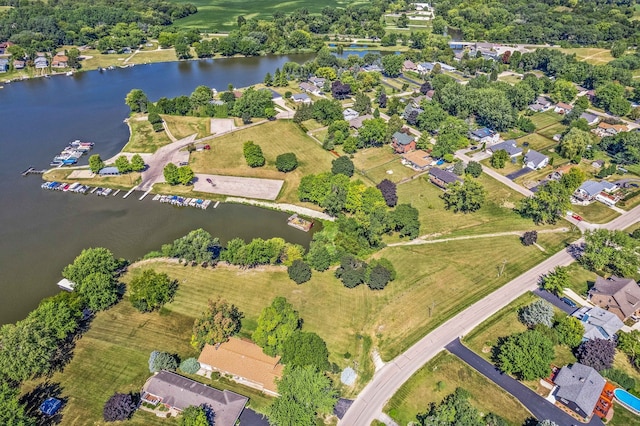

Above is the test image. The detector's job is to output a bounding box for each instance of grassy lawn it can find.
[364,159,419,184]
[128,48,181,65]
[537,122,567,139]
[557,48,614,65]
[480,156,523,177]
[562,263,599,297]
[571,202,620,224]
[530,111,563,129]
[498,74,522,85]
[384,352,530,426]
[123,115,173,153]
[516,133,557,152]
[79,49,132,69]
[392,173,572,240]
[301,119,326,132]
[162,115,211,139]
[189,120,334,204]
[43,169,142,190]
[170,0,364,31]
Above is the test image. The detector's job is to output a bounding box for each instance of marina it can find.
[152,194,212,210]
[50,140,94,166]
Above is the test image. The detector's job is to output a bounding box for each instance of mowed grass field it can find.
[384,352,531,426]
[169,0,365,31]
[557,47,615,65]
[162,115,211,139]
[123,115,173,153]
[189,120,335,204]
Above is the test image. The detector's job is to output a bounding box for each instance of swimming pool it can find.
[614,388,640,415]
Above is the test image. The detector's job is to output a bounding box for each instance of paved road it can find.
[339,204,640,426]
[445,339,603,426]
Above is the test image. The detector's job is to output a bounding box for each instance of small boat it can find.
[66,71,73,76]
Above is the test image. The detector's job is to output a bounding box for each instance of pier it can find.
[139,189,152,200]
[22,167,46,176]
[122,185,139,199]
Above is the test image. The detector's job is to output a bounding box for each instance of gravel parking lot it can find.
[193,174,284,200]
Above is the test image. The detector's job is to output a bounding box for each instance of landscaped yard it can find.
[162,115,211,139]
[189,120,335,204]
[123,115,173,153]
[530,111,563,130]
[516,132,557,152]
[384,352,530,426]
[562,262,599,296]
[537,122,567,139]
[571,202,620,224]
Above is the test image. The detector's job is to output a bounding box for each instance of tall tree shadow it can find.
[20,381,67,425]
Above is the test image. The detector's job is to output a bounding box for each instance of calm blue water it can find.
[0,54,318,324]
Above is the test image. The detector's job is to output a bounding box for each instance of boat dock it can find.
[152,194,212,209]
[50,140,94,167]
[287,214,313,232]
[122,185,139,199]
[22,167,46,176]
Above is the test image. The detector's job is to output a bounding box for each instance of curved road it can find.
[340,204,640,426]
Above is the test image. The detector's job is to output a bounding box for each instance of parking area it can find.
[193,174,284,200]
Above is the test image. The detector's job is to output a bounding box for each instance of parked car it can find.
[560,297,577,308]
[571,213,583,221]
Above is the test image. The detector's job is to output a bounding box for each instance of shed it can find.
[57,278,75,291]
[40,397,62,416]
[99,166,120,176]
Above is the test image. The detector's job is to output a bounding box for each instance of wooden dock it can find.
[122,185,138,199]
[213,201,220,208]
[22,167,46,176]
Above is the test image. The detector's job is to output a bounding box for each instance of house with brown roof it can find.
[52,54,69,68]
[401,149,433,171]
[588,276,640,321]
[197,337,284,396]
[349,114,373,130]
[554,102,573,114]
[592,122,628,138]
[391,131,416,154]
[141,370,248,423]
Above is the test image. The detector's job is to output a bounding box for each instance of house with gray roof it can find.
[572,306,624,341]
[574,180,618,202]
[343,108,359,121]
[349,114,373,130]
[309,76,325,88]
[98,167,120,176]
[553,363,605,419]
[588,276,640,321]
[299,82,321,95]
[429,167,461,189]
[523,149,549,170]
[292,93,312,104]
[0,58,8,73]
[141,371,248,424]
[469,127,499,144]
[580,112,600,126]
[34,56,48,69]
[489,140,522,157]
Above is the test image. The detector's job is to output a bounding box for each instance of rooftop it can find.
[392,131,415,146]
[573,306,624,340]
[470,128,495,139]
[589,276,640,320]
[577,180,617,197]
[402,150,433,168]
[429,167,460,185]
[525,149,548,166]
[491,140,522,156]
[554,363,605,416]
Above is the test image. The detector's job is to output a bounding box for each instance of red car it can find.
[571,213,583,221]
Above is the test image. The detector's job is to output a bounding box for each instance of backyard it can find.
[384,351,531,425]
[189,120,335,204]
[123,115,173,153]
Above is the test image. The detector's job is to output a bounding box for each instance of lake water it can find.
[0,54,319,325]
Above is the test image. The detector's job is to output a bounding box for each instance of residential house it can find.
[362,64,382,72]
[574,180,618,204]
[343,108,359,121]
[13,60,25,70]
[592,159,604,169]
[197,337,284,396]
[469,127,499,145]
[141,370,248,424]
[209,99,225,106]
[121,47,132,54]
[588,276,640,321]
[529,96,553,112]
[0,58,8,73]
[429,167,461,189]
[309,76,325,88]
[412,95,426,108]
[417,62,434,74]
[51,54,69,68]
[299,82,321,96]
[401,150,433,171]
[436,62,456,72]
[580,112,600,126]
[391,131,416,154]
[291,93,312,104]
[529,103,547,113]
[572,306,624,341]
[425,89,435,101]
[592,122,628,138]
[0,41,13,55]
[403,105,423,121]
[553,363,606,420]
[554,102,573,114]
[575,85,589,97]
[34,56,48,69]
[349,114,373,130]
[403,60,417,72]
[488,140,522,157]
[523,149,549,170]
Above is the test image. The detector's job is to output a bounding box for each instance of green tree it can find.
[618,330,640,367]
[442,176,485,213]
[416,388,484,426]
[243,141,266,167]
[312,99,343,125]
[62,247,120,286]
[164,163,180,184]
[580,229,640,276]
[253,297,300,356]
[389,204,420,239]
[287,259,312,284]
[79,271,119,311]
[130,154,145,172]
[559,127,591,159]
[267,366,337,426]
[129,269,177,312]
[149,350,178,372]
[358,117,388,147]
[541,266,568,296]
[307,244,332,271]
[0,382,36,426]
[115,155,131,173]
[178,165,194,185]
[281,331,330,371]
[276,153,298,172]
[550,79,578,103]
[465,161,482,178]
[353,92,372,115]
[89,154,105,173]
[496,329,555,380]
[179,358,201,375]
[191,298,243,350]
[331,156,354,177]
[611,41,628,58]
[0,318,57,381]
[382,54,404,77]
[125,89,148,113]
[190,85,213,109]
[555,316,584,348]
[490,149,509,168]
[432,117,469,158]
[516,181,570,224]
[180,406,209,426]
[519,300,554,328]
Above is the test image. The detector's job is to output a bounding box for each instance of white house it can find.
[580,112,600,126]
[292,93,312,104]
[343,108,359,121]
[573,306,624,341]
[469,127,499,145]
[523,149,549,170]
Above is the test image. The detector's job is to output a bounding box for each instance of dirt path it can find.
[387,227,570,247]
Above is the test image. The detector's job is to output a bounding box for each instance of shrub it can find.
[243,141,265,167]
[103,393,136,422]
[577,338,616,371]
[148,111,162,124]
[152,122,164,132]
[129,269,177,312]
[276,153,298,172]
[179,358,201,375]
[601,368,636,390]
[287,259,312,284]
[376,179,398,207]
[521,230,538,246]
[519,300,554,328]
[331,156,354,177]
[465,161,482,178]
[149,350,178,372]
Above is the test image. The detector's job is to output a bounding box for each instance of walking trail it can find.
[387,227,569,247]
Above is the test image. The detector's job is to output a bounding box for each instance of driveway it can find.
[239,408,269,426]
[445,339,604,426]
[456,150,534,197]
[506,166,534,181]
[532,288,577,315]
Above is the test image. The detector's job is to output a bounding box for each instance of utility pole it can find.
[428,300,437,317]
[497,259,507,277]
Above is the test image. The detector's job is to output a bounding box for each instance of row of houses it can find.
[402,60,456,75]
[0,52,69,72]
